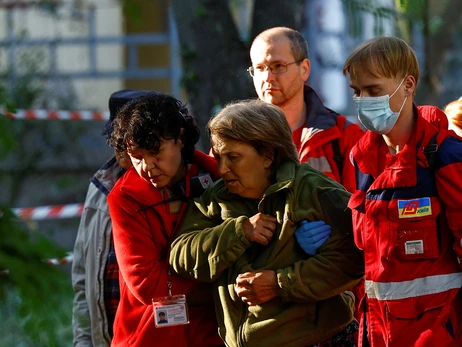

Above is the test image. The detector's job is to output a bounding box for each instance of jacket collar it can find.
[192,149,220,180]
[352,105,436,190]
[91,156,126,196]
[303,84,338,130]
[299,85,342,148]
[117,149,219,208]
[264,161,296,197]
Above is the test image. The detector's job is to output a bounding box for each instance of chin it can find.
[225,185,241,196]
[261,94,273,103]
[150,181,167,189]
[265,95,284,106]
[225,185,237,194]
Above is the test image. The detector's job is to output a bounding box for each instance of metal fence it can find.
[0,3,181,97]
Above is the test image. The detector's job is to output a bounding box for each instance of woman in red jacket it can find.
[106,92,223,346]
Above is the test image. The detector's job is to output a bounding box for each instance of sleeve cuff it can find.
[235,216,253,248]
[276,269,289,302]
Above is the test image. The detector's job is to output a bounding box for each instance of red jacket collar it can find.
[349,106,443,209]
[116,149,218,207]
[352,105,439,190]
[192,149,219,180]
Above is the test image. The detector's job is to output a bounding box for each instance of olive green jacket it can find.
[170,161,364,347]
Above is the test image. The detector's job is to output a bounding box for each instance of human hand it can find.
[234,270,280,306]
[294,220,331,255]
[242,213,277,246]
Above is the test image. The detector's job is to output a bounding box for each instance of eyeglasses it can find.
[247,59,304,77]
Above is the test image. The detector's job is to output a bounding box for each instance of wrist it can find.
[236,216,252,247]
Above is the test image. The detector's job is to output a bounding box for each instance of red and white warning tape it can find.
[1,110,97,268]
[3,109,110,121]
[12,203,84,221]
[0,253,74,275]
[44,252,74,266]
[1,205,79,273]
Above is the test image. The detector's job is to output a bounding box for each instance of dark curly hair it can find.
[106,92,200,163]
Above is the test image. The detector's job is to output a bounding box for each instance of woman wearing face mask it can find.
[343,36,462,346]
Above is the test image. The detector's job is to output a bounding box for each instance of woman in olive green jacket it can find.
[170,100,364,347]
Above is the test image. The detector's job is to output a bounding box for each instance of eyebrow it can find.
[349,83,381,90]
[217,149,240,157]
[255,59,284,65]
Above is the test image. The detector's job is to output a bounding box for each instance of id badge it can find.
[152,294,189,328]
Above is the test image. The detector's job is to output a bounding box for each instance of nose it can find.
[142,157,156,172]
[217,159,230,176]
[262,68,276,82]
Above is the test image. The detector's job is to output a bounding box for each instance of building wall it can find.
[123,0,172,93]
[0,1,124,111]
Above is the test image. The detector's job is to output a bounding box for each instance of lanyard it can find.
[135,166,194,297]
[165,168,192,296]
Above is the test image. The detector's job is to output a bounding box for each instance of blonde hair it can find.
[207,100,299,172]
[343,36,419,86]
[444,97,462,131]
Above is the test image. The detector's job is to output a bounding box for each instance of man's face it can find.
[250,36,309,108]
[348,69,408,114]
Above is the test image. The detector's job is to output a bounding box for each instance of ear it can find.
[300,58,311,81]
[115,149,133,170]
[178,128,185,148]
[263,153,274,169]
[404,75,416,96]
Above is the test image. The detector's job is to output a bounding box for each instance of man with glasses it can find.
[248,26,363,193]
[249,29,365,337]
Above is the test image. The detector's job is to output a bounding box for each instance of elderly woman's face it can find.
[127,138,185,189]
[212,136,273,199]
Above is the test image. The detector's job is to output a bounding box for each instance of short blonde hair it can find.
[207,100,299,172]
[444,97,462,130]
[343,36,419,85]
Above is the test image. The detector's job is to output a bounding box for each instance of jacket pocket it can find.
[388,198,441,261]
[385,294,455,345]
[394,219,440,261]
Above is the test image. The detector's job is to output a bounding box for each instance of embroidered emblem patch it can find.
[398,197,432,218]
[199,174,212,189]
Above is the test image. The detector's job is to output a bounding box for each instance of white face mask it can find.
[353,78,407,134]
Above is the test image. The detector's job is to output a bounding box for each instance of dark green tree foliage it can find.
[0,209,71,344]
[171,0,306,150]
[343,0,462,106]
[0,86,73,345]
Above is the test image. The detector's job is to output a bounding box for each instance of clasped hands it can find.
[234,270,280,306]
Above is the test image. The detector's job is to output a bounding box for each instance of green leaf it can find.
[0,208,73,344]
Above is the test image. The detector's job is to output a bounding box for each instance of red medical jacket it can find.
[349,106,462,347]
[108,150,222,347]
